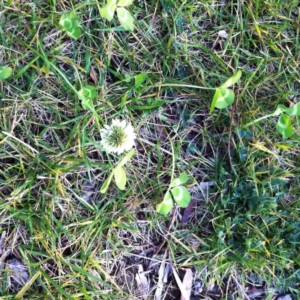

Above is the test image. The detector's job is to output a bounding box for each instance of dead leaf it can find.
[182,199,196,223]
[90,68,98,85]
[7,258,30,291]
[135,265,149,300]
[180,269,193,300]
[156,123,168,142]
[247,287,265,299]
[183,182,214,223]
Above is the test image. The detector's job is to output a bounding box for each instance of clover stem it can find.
[244,107,282,127]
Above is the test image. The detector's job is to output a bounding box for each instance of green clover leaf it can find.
[278,103,300,117]
[59,12,81,40]
[100,0,117,21]
[276,114,293,138]
[100,0,135,31]
[210,88,235,113]
[156,192,174,216]
[170,172,189,187]
[78,85,97,110]
[113,166,127,190]
[0,66,13,80]
[170,186,191,208]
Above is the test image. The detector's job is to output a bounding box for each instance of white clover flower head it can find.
[100,119,136,155]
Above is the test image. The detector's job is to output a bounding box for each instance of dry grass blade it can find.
[155,251,168,300]
[180,269,193,300]
[14,271,41,299]
[171,264,191,300]
[135,265,149,299]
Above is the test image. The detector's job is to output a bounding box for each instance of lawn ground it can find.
[0,0,299,299]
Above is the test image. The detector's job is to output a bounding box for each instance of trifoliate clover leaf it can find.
[276,114,293,138]
[100,0,135,31]
[278,103,300,117]
[100,0,117,21]
[78,85,97,110]
[59,12,81,40]
[116,7,134,31]
[210,88,235,113]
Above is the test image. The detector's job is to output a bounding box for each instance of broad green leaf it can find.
[100,0,117,21]
[156,192,173,216]
[100,172,114,194]
[113,167,126,190]
[279,103,300,116]
[170,172,189,187]
[117,0,134,6]
[68,27,81,40]
[214,88,235,109]
[78,85,97,110]
[171,186,191,208]
[276,114,293,138]
[116,7,134,31]
[220,70,242,89]
[60,18,73,30]
[0,66,12,80]
[117,149,135,167]
[135,73,148,89]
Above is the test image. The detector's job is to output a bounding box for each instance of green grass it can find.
[0,0,299,299]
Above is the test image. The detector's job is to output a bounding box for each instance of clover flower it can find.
[100,119,136,154]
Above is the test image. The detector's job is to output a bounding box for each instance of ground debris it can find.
[277,295,292,300]
[7,258,30,291]
[135,265,150,299]
[218,30,229,39]
[180,268,193,300]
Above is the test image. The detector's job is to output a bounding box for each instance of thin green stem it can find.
[244,107,282,127]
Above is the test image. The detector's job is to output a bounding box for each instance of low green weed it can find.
[101,149,135,193]
[100,0,135,31]
[209,71,299,139]
[78,85,97,110]
[59,11,81,40]
[156,172,191,215]
[244,103,300,138]
[209,167,300,288]
[210,70,242,113]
